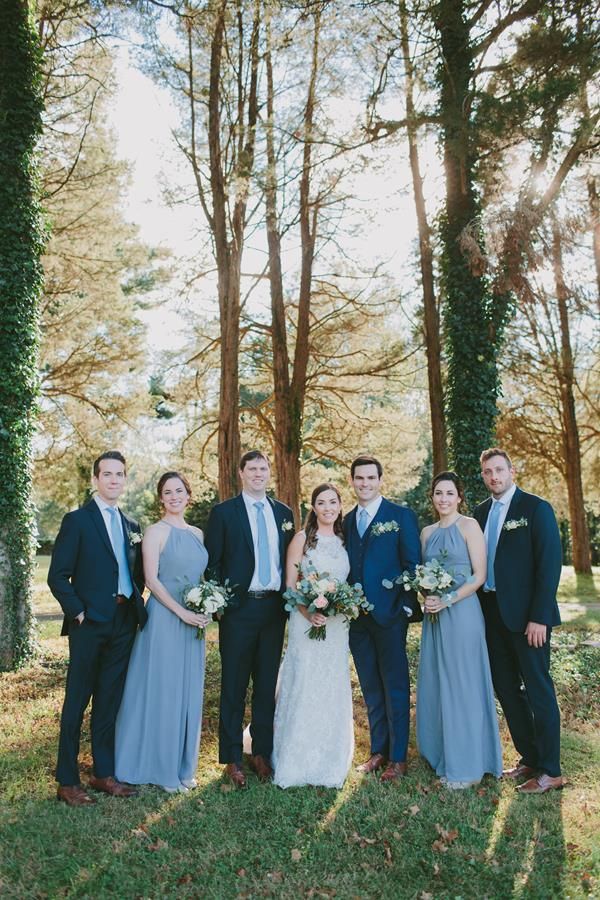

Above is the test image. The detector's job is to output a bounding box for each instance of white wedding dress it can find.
[272,533,354,788]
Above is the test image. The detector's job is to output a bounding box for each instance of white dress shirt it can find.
[94,495,125,555]
[356,495,383,534]
[242,492,282,591]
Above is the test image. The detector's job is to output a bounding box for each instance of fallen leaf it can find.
[166,816,176,826]
[477,788,486,797]
[220,783,233,793]
[432,839,449,853]
[420,893,433,900]
[433,862,440,876]
[383,840,392,865]
[291,849,301,861]
[178,875,192,885]
[236,868,246,877]
[267,872,284,884]
[409,804,420,816]
[148,838,168,852]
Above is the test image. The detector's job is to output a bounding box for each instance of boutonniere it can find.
[281,520,294,532]
[503,517,528,532]
[129,532,142,545]
[371,520,400,536]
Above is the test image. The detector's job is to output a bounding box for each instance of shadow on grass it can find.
[575,572,600,602]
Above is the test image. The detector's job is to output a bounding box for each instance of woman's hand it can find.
[424,594,445,615]
[178,608,211,628]
[308,611,328,626]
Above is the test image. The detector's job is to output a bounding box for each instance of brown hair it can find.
[157,471,192,502]
[479,447,513,468]
[430,471,467,515]
[239,449,270,470]
[93,450,126,477]
[350,455,383,478]
[303,483,344,551]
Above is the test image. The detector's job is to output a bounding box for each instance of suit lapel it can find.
[235,494,255,556]
[86,500,116,560]
[496,487,523,550]
[476,497,492,531]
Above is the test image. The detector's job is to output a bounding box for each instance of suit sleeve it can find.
[399,507,421,574]
[529,500,562,624]
[204,504,225,583]
[47,512,84,620]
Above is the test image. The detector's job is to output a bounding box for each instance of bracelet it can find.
[441,591,458,607]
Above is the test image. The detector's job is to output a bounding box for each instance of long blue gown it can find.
[115,525,208,790]
[416,521,502,784]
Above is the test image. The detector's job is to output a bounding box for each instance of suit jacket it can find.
[47,499,146,636]
[474,487,562,632]
[204,493,294,604]
[343,497,422,626]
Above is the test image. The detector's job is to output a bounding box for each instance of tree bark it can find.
[588,176,600,314]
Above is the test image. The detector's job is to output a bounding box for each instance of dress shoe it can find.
[356,753,387,774]
[380,761,407,783]
[224,763,247,789]
[248,755,273,782]
[57,784,97,807]
[88,775,138,797]
[517,773,566,794]
[502,763,537,781]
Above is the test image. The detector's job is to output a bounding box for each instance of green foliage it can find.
[0,0,45,669]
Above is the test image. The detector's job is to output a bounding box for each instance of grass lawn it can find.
[0,565,598,898]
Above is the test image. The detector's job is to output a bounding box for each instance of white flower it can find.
[371,520,400,536]
[503,517,528,531]
[129,532,142,545]
[282,520,294,532]
[419,575,439,590]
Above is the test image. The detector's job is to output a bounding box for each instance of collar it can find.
[242,490,268,509]
[490,483,517,507]
[94,495,120,515]
[357,495,383,519]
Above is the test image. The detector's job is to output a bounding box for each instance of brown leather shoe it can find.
[517,773,566,794]
[248,755,273,782]
[502,763,537,781]
[224,763,247,789]
[88,776,138,797]
[380,761,407,782]
[356,753,387,774]
[57,784,97,807]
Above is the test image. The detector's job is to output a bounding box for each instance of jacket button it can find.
[112,593,117,598]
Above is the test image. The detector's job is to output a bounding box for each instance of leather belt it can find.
[247,590,279,599]
[116,594,132,605]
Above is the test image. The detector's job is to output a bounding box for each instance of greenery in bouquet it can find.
[283,562,373,640]
[396,555,455,624]
[183,579,233,639]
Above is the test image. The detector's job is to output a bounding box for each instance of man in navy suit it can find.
[344,455,422,782]
[205,450,294,788]
[48,451,146,806]
[474,447,565,794]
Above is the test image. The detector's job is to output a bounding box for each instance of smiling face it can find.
[239,456,270,498]
[313,488,342,528]
[93,458,126,505]
[432,480,460,519]
[351,464,382,506]
[481,454,515,499]
[160,477,190,515]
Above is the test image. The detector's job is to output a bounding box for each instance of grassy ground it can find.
[1,565,598,899]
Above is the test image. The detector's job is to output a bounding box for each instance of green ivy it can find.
[0,1,45,669]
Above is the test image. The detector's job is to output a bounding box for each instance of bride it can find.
[272,483,354,789]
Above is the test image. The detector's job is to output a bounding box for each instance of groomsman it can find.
[474,447,565,794]
[344,456,422,782]
[205,451,294,788]
[48,451,146,806]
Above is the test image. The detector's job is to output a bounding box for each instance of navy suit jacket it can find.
[204,494,294,605]
[343,497,422,626]
[48,499,146,635]
[474,487,562,632]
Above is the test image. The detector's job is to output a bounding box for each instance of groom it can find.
[474,447,564,794]
[48,451,146,806]
[205,450,294,788]
[344,455,422,782]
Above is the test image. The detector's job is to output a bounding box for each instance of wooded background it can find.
[0,0,598,668]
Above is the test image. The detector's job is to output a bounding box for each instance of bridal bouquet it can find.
[397,556,454,624]
[183,579,233,639]
[283,563,373,641]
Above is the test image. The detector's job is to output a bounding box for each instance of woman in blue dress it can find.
[416,471,502,789]
[115,472,210,792]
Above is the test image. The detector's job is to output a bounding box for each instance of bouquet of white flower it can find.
[399,557,454,624]
[183,579,233,639]
[283,562,373,640]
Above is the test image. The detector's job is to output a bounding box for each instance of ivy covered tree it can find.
[0,0,45,669]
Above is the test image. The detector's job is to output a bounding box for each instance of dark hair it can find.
[93,450,126,477]
[303,483,344,551]
[157,471,192,501]
[239,449,270,471]
[430,471,466,515]
[350,455,383,478]
[480,447,513,468]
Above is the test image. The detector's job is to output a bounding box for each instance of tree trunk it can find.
[0,0,44,669]
[588,176,600,314]
[400,0,447,475]
[551,222,592,574]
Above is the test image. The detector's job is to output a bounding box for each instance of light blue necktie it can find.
[357,507,369,538]
[486,500,503,590]
[254,501,271,586]
[107,507,134,597]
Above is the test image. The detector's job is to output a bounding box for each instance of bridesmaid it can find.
[416,471,502,789]
[115,471,210,792]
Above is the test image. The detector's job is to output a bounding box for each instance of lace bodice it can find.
[302,533,350,583]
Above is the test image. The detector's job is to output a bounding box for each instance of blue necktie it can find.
[254,501,271,586]
[107,507,134,597]
[357,507,369,538]
[486,501,502,590]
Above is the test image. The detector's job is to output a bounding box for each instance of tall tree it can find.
[0,0,45,669]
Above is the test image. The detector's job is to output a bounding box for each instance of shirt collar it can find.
[94,495,119,514]
[491,484,517,507]
[242,491,268,509]
[358,495,383,519]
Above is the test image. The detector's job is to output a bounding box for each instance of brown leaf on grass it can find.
[350,832,377,848]
[220,783,234,793]
[491,796,499,806]
[147,838,168,852]
[432,839,449,853]
[267,872,284,884]
[433,862,440,876]
[236,869,246,877]
[419,893,434,900]
[131,828,149,840]
[291,849,302,861]
[178,875,193,885]
[409,804,420,816]
[434,824,459,843]
[166,816,176,826]
[477,788,486,797]
[383,840,392,865]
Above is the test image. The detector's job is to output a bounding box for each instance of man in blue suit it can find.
[344,455,422,782]
[48,451,146,806]
[474,447,565,794]
[205,450,294,788]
